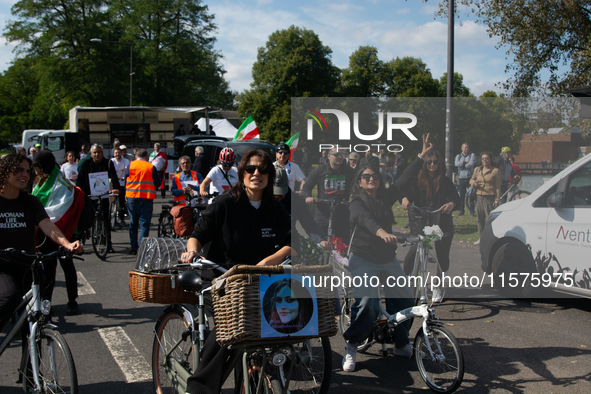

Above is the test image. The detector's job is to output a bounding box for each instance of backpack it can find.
[170,205,194,237]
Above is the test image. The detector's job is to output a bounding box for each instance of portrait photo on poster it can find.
[260,274,318,338]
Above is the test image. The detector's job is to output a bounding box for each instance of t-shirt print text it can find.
[261,228,276,238]
[0,212,26,228]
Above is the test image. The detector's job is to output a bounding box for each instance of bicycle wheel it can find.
[278,337,331,394]
[339,299,371,353]
[110,198,119,229]
[157,210,175,238]
[152,308,195,394]
[239,365,276,394]
[22,327,78,394]
[414,324,464,393]
[509,190,531,201]
[91,212,108,260]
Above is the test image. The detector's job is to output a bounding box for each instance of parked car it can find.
[480,153,591,298]
[178,136,276,169]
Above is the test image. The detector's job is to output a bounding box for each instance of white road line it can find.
[76,271,96,295]
[98,327,152,383]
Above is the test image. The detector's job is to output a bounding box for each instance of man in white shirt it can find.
[111,147,130,224]
[273,142,305,193]
[199,147,238,202]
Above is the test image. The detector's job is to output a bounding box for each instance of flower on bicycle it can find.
[330,237,348,255]
[423,225,443,248]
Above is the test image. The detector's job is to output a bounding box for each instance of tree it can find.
[237,26,340,143]
[436,0,591,96]
[383,57,441,97]
[439,72,473,97]
[340,46,385,97]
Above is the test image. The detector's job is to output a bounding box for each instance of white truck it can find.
[22,130,80,163]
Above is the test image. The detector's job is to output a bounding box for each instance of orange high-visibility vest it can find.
[126,160,156,199]
[173,171,200,203]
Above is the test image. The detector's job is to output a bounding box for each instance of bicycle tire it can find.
[509,190,531,201]
[414,324,464,393]
[110,198,119,229]
[239,366,274,394]
[91,212,108,260]
[152,308,196,394]
[157,210,175,239]
[22,327,79,394]
[339,299,371,353]
[278,337,331,394]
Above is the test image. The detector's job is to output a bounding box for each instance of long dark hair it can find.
[417,150,444,200]
[0,154,32,192]
[263,279,314,334]
[351,163,388,218]
[230,149,276,208]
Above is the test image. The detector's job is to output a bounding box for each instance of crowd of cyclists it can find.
[1,133,523,390]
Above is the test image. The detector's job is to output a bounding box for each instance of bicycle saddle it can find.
[178,270,203,291]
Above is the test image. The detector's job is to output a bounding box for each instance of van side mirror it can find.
[547,192,564,208]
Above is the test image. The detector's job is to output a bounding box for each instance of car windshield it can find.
[230,142,275,163]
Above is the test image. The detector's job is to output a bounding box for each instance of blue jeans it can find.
[458,178,474,215]
[343,254,414,348]
[127,198,154,251]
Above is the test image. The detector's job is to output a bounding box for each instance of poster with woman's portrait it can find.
[260,274,318,338]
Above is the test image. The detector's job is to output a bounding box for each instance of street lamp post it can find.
[90,38,134,106]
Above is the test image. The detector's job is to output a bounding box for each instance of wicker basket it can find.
[129,271,200,305]
[212,265,338,346]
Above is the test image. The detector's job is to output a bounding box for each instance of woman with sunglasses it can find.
[470,151,501,242]
[181,149,292,394]
[342,134,433,373]
[400,150,461,303]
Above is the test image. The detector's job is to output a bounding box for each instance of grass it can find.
[392,206,479,243]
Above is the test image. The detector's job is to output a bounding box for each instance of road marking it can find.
[98,327,151,383]
[77,272,96,295]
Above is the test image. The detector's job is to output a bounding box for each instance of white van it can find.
[37,131,80,164]
[480,153,591,298]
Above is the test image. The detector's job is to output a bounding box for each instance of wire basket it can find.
[408,207,441,235]
[128,271,200,304]
[212,264,338,346]
[135,237,187,273]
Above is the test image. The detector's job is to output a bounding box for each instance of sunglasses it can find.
[361,173,380,182]
[330,152,345,157]
[244,165,269,174]
[349,158,358,162]
[427,160,439,165]
[277,151,289,155]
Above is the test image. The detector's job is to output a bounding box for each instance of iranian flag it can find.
[233,115,260,141]
[33,165,86,241]
[286,132,299,161]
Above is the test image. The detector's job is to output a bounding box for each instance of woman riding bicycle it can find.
[342,135,433,372]
[0,153,82,331]
[401,150,460,303]
[181,149,292,394]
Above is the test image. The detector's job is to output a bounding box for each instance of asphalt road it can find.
[1,198,591,393]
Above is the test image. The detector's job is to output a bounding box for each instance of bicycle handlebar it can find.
[0,247,84,261]
[409,203,442,215]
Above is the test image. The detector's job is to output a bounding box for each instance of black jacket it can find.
[192,155,211,179]
[191,193,291,269]
[76,157,120,196]
[301,162,355,221]
[349,156,425,264]
[279,189,326,243]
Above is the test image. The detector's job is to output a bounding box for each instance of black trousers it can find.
[38,239,78,304]
[403,213,454,275]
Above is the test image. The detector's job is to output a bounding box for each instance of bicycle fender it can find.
[154,304,195,331]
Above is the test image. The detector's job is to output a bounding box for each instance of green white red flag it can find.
[233,115,259,141]
[286,132,299,150]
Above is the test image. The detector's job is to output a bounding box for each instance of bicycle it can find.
[150,257,332,394]
[89,192,118,260]
[500,182,531,203]
[338,228,465,393]
[0,247,82,394]
[157,192,218,239]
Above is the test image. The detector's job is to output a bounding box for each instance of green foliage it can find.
[383,57,441,97]
[340,46,385,97]
[237,26,340,143]
[435,0,591,96]
[439,72,473,97]
[0,0,234,143]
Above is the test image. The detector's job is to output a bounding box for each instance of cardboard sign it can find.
[89,171,110,197]
[260,274,318,338]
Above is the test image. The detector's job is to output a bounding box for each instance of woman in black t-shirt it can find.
[181,149,292,394]
[0,154,83,331]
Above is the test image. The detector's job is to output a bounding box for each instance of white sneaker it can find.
[342,343,357,372]
[432,286,444,303]
[474,239,480,245]
[393,343,413,358]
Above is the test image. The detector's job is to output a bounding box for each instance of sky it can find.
[0,0,511,97]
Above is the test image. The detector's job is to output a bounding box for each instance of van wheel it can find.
[491,242,539,298]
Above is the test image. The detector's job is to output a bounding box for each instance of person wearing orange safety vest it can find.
[171,156,204,206]
[126,149,160,255]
